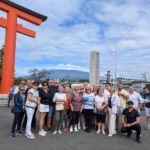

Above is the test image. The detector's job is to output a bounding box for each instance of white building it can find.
[89,51,100,87]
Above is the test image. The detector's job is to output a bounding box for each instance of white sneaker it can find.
[27,133,35,139]
[78,123,81,130]
[53,130,57,135]
[41,129,47,134]
[96,130,101,134]
[58,130,62,134]
[38,131,46,136]
[70,126,73,133]
[102,130,105,135]
[108,134,112,137]
[74,125,78,133]
[25,133,28,137]
[83,124,86,130]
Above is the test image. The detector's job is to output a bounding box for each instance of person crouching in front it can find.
[121,101,142,143]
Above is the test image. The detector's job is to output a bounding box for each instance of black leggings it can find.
[70,111,80,126]
[84,109,93,129]
[11,112,24,134]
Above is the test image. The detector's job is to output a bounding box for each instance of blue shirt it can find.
[144,92,150,108]
[83,93,95,109]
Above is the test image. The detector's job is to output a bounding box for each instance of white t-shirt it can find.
[104,89,110,100]
[129,91,143,108]
[25,89,39,108]
[95,95,106,108]
[53,93,66,110]
[110,94,120,114]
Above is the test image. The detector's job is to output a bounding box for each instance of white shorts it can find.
[40,104,49,112]
[145,107,150,117]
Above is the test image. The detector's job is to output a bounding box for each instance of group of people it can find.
[9,80,150,143]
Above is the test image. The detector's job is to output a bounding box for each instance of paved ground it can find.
[0,107,150,150]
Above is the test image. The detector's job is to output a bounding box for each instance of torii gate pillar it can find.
[0,0,47,94]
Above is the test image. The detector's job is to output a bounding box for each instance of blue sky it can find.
[0,0,150,79]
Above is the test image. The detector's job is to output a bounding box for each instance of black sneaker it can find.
[136,137,142,143]
[16,131,23,135]
[47,127,51,131]
[127,133,131,138]
[87,129,91,133]
[10,134,16,139]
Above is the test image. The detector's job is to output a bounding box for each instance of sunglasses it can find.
[20,89,25,91]
[21,83,26,85]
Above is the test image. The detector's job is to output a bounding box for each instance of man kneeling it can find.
[121,101,142,143]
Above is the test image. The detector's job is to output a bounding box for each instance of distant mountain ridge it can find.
[47,69,89,81]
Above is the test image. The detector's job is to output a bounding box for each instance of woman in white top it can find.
[25,81,40,139]
[108,87,120,137]
[94,88,108,134]
[53,85,66,135]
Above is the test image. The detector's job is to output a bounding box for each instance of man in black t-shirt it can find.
[121,101,142,143]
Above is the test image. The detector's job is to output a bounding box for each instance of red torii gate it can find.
[0,0,47,94]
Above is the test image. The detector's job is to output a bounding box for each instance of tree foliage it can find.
[28,68,51,81]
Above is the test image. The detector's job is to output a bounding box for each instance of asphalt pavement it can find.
[0,107,150,150]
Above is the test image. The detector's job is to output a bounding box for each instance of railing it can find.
[0,94,8,106]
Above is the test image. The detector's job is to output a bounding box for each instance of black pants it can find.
[70,111,80,126]
[121,124,141,138]
[11,112,24,134]
[22,111,27,129]
[84,109,93,130]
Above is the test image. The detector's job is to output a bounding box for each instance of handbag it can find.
[96,109,105,115]
[11,107,14,113]
[56,102,64,110]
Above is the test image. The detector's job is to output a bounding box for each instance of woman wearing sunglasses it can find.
[38,81,50,136]
[10,86,25,139]
[83,87,95,133]
[70,87,84,133]
[25,81,40,139]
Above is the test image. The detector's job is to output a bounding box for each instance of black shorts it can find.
[96,114,106,123]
